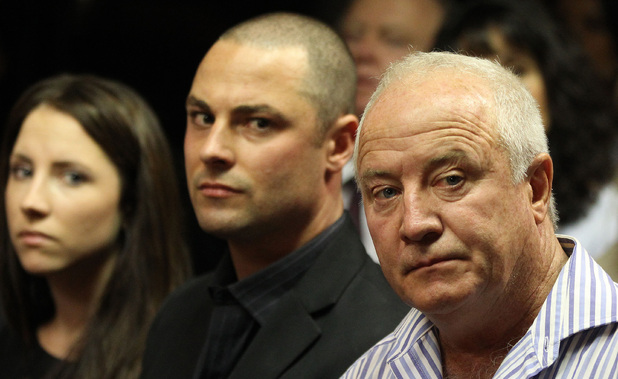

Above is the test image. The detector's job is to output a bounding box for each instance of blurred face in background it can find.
[340,0,446,115]
[6,104,122,276]
[555,0,617,84]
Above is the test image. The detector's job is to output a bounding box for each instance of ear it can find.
[324,113,359,173]
[526,153,553,225]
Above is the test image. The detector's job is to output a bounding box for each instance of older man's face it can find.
[357,72,540,317]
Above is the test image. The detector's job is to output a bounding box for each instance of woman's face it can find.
[459,26,551,131]
[5,104,123,276]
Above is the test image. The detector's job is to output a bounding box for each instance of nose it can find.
[348,33,378,64]
[399,191,443,244]
[198,121,235,168]
[20,177,51,219]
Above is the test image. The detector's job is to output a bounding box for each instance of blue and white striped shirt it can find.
[342,236,618,378]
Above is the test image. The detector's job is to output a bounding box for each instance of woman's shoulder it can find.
[0,320,62,379]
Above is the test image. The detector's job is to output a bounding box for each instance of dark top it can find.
[0,319,62,379]
[141,213,410,379]
[199,216,343,378]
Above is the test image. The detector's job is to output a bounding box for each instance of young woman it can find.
[0,74,192,378]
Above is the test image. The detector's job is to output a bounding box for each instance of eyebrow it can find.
[360,169,393,183]
[9,153,93,172]
[425,151,468,171]
[186,95,210,112]
[359,151,469,182]
[186,95,286,120]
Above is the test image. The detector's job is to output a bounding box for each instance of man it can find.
[343,51,618,378]
[338,0,451,262]
[140,13,408,379]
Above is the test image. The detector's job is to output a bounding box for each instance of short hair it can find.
[220,12,356,135]
[0,74,191,378]
[355,51,558,227]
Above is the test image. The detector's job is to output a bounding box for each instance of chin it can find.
[401,278,478,315]
[198,218,249,239]
[19,259,64,277]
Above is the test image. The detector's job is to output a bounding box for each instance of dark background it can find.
[0,1,350,274]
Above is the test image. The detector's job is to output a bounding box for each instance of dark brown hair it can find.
[0,74,192,378]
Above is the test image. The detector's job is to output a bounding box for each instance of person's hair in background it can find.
[543,0,618,97]
[435,0,618,227]
[0,74,192,378]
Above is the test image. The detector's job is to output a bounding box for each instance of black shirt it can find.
[0,320,62,379]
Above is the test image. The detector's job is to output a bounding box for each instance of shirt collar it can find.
[209,215,346,325]
[524,235,618,367]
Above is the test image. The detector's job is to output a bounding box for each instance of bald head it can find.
[220,12,357,133]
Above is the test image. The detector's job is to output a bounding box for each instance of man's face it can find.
[357,73,540,317]
[185,40,328,244]
[341,0,445,115]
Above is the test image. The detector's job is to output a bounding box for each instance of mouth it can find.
[17,231,53,246]
[197,182,242,198]
[411,256,461,272]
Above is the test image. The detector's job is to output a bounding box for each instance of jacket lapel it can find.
[229,293,321,379]
[229,215,366,379]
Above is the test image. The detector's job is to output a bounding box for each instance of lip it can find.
[410,256,461,272]
[197,182,242,198]
[17,230,54,246]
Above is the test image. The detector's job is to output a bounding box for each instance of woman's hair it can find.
[434,0,618,225]
[0,74,192,378]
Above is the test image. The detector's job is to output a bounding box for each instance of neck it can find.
[438,232,568,378]
[229,187,344,280]
[37,251,117,359]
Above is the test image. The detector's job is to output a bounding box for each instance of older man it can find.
[140,13,407,379]
[343,51,618,378]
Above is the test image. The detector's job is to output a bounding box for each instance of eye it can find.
[376,187,398,199]
[384,36,409,48]
[189,111,214,127]
[9,163,32,180]
[342,25,364,42]
[62,170,88,186]
[248,118,272,130]
[444,175,463,186]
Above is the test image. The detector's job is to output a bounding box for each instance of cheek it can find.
[366,209,400,264]
[380,48,409,71]
[522,75,550,128]
[5,182,25,234]
[62,191,123,252]
[184,134,201,173]
[70,205,122,252]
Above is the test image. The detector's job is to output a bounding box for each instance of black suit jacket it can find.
[140,216,409,378]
